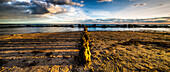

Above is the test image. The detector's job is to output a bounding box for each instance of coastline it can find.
[0,31,170,72]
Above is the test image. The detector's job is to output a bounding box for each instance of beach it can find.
[0,32,82,72]
[88,31,170,71]
[0,31,170,72]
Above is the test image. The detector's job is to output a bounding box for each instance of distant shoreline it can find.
[0,27,170,35]
[0,24,170,28]
[1,22,170,25]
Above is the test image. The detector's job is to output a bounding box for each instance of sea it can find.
[0,27,170,35]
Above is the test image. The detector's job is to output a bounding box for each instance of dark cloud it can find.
[0,1,32,14]
[47,0,72,5]
[159,4,164,6]
[46,0,83,6]
[0,0,15,3]
[31,0,66,14]
[13,1,32,6]
[134,3,147,6]
[0,0,82,15]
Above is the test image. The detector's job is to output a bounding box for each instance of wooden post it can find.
[79,27,91,64]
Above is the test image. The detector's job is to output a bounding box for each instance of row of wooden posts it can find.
[79,27,91,64]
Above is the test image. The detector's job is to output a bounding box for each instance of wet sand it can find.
[0,31,170,72]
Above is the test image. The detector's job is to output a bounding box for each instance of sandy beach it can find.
[88,31,170,72]
[0,32,82,72]
[0,31,170,72]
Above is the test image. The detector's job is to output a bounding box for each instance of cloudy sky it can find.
[0,0,170,24]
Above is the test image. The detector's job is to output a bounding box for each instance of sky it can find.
[0,0,170,24]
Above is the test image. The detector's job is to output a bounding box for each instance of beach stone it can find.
[97,55,101,57]
[107,47,113,51]
[99,51,104,54]
[103,50,109,54]
[12,34,16,36]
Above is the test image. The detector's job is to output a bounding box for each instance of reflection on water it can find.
[0,27,84,35]
[0,27,170,35]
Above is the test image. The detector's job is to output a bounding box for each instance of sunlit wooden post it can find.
[79,26,91,64]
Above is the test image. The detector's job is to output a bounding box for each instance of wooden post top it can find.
[84,27,88,32]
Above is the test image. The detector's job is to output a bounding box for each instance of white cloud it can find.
[89,0,170,19]
[81,17,170,23]
[46,5,90,22]
[97,0,113,2]
[80,1,84,3]
[115,0,170,19]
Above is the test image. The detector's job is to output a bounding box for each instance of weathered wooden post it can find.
[84,27,88,32]
[79,26,91,64]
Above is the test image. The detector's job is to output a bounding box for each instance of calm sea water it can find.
[0,27,170,35]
